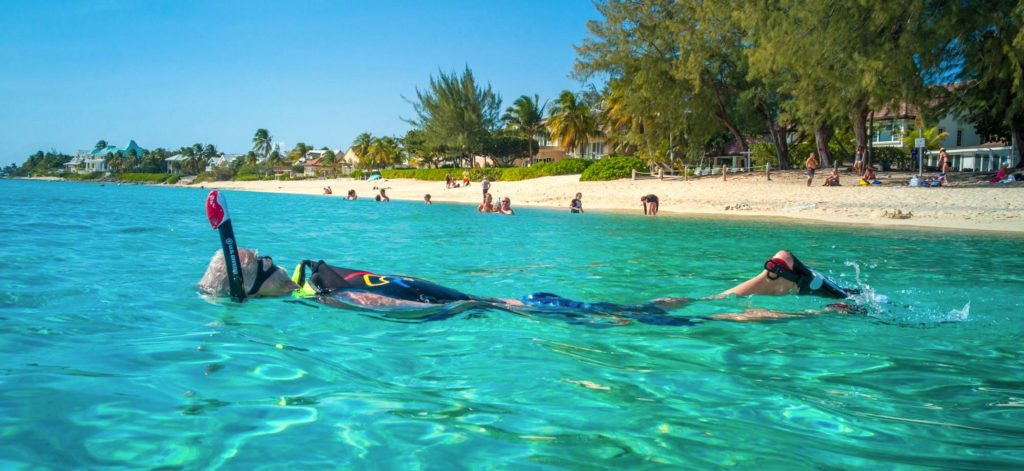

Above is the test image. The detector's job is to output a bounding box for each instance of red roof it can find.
[303,158,322,167]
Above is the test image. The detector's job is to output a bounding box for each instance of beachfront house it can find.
[164,154,187,174]
[533,133,609,165]
[63,151,91,173]
[206,154,241,171]
[872,103,1017,171]
[82,140,148,173]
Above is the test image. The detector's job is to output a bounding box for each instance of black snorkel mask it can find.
[248,256,278,295]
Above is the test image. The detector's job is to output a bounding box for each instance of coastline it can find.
[17,173,1024,234]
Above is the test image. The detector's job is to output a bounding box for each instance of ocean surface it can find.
[1,178,1022,469]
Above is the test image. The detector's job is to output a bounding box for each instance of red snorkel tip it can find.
[206,190,228,229]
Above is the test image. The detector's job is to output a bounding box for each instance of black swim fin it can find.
[790,255,859,299]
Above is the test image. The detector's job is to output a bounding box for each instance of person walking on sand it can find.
[570,192,584,214]
[805,153,819,187]
[445,172,453,189]
[482,176,491,197]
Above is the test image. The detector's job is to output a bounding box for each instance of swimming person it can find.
[346,189,357,200]
[198,249,858,322]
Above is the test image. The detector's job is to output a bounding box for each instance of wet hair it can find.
[197,248,260,296]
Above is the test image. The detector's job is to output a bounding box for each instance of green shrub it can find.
[116,173,170,183]
[165,175,180,184]
[234,174,261,181]
[550,158,591,175]
[871,147,909,170]
[580,156,647,181]
[350,170,364,179]
[62,172,104,181]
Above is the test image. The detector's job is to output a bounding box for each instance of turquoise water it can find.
[1,178,1022,469]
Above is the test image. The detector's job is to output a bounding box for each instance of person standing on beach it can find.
[482,177,491,197]
[805,153,819,187]
[641,194,659,216]
[938,148,951,182]
[445,173,453,189]
[570,192,584,214]
[853,145,865,176]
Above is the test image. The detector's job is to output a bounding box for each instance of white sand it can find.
[194,171,1023,234]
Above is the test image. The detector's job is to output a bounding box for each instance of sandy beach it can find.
[191,171,1024,234]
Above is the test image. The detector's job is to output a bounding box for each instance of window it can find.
[956,129,962,147]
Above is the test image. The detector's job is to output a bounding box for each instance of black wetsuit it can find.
[297,260,472,304]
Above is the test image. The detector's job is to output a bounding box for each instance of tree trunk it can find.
[1013,121,1024,169]
[711,83,747,153]
[758,100,790,169]
[866,111,875,171]
[852,106,869,168]
[814,124,832,168]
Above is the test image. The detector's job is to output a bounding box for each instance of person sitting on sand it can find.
[990,164,1014,184]
[477,193,495,213]
[570,192,584,214]
[198,249,859,323]
[823,168,841,187]
[346,189,357,200]
[496,197,514,215]
[424,194,432,205]
[323,186,333,195]
[859,168,880,186]
[641,194,659,216]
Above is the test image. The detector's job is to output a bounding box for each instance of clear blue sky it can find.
[0,1,601,166]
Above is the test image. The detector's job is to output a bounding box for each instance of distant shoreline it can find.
[16,173,1024,235]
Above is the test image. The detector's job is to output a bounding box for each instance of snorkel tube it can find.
[206,190,246,302]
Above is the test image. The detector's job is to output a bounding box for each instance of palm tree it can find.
[547,90,598,156]
[366,136,402,170]
[94,140,108,151]
[321,149,337,176]
[252,129,272,161]
[502,94,547,165]
[352,132,373,168]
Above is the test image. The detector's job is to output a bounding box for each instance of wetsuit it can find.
[292,260,472,304]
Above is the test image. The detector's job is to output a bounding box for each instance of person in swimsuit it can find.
[570,193,584,213]
[198,249,858,322]
[806,153,819,187]
[640,194,659,216]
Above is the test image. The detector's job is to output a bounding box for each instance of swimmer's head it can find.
[198,248,298,297]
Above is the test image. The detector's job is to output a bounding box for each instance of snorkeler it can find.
[198,248,857,322]
[202,190,856,323]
